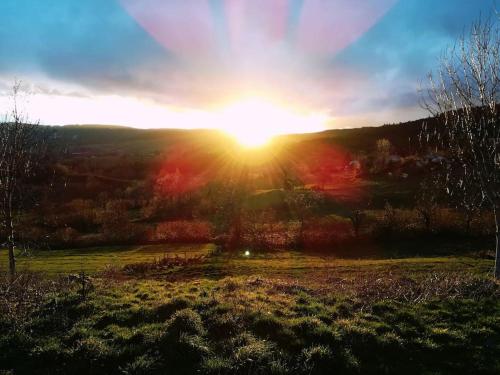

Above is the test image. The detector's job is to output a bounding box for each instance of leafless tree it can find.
[0,82,50,279]
[285,189,321,248]
[445,165,484,233]
[416,176,442,232]
[421,18,500,277]
[376,138,391,160]
[349,209,366,238]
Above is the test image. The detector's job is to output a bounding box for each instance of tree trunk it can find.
[494,206,500,279]
[495,230,500,279]
[297,218,305,249]
[8,241,15,280]
[7,216,15,280]
[424,213,431,232]
[465,212,472,235]
[229,210,242,252]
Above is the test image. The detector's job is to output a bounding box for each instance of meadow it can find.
[0,244,214,275]
[1,247,499,374]
[1,123,498,374]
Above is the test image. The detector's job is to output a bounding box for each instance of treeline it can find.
[2,121,494,254]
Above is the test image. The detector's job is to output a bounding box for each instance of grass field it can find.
[0,244,214,275]
[1,248,499,374]
[0,244,492,278]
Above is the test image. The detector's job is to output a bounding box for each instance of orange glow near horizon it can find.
[215,98,328,148]
[5,92,330,140]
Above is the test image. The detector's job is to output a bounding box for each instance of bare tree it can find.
[349,209,366,238]
[285,189,321,248]
[421,18,500,277]
[0,82,50,279]
[416,176,441,232]
[376,138,391,161]
[445,165,484,233]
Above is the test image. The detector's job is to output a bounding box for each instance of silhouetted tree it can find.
[211,169,250,252]
[422,18,500,277]
[349,209,366,238]
[0,82,50,278]
[285,189,321,248]
[446,166,484,233]
[376,138,391,161]
[416,176,442,232]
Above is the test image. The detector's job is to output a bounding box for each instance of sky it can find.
[0,0,497,130]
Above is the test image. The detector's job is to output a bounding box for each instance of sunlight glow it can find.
[216,99,327,148]
[9,92,329,138]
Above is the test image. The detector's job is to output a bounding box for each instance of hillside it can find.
[57,117,430,156]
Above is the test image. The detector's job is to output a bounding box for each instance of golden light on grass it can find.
[215,98,328,148]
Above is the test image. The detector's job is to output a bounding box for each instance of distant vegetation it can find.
[4,117,492,262]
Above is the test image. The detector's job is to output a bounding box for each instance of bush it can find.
[151,220,213,243]
[299,217,352,249]
[243,220,294,251]
[122,255,205,276]
[52,227,80,246]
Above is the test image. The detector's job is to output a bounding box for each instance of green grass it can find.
[137,250,494,282]
[1,249,499,374]
[0,244,214,275]
[1,244,492,278]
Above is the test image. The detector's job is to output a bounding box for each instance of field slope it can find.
[1,250,499,374]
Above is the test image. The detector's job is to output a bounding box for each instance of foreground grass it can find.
[1,252,499,374]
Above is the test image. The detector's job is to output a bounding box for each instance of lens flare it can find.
[216,98,327,148]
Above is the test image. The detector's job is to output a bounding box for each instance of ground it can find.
[0,244,213,275]
[1,247,499,374]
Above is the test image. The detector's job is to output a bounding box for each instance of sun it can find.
[216,98,327,148]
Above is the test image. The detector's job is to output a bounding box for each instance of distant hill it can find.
[57,126,226,155]
[281,117,432,155]
[56,117,434,156]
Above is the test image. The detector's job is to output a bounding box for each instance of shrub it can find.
[52,227,80,246]
[243,220,293,251]
[60,199,98,232]
[151,220,213,243]
[299,216,351,249]
[122,255,205,276]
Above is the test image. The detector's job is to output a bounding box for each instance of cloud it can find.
[0,0,170,93]
[0,0,496,127]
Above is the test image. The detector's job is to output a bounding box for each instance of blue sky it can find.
[0,0,496,129]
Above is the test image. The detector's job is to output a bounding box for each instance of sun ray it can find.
[216,98,327,148]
